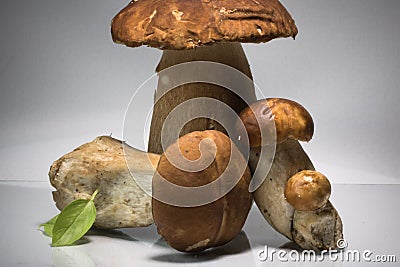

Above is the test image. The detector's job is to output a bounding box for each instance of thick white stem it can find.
[148,42,257,154]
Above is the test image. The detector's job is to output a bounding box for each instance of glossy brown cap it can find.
[111,0,298,50]
[152,130,252,252]
[284,170,331,211]
[237,98,314,147]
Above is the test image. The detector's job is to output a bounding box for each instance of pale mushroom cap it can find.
[284,170,331,211]
[237,98,314,147]
[111,0,298,50]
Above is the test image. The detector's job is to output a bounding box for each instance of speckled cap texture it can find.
[111,0,298,49]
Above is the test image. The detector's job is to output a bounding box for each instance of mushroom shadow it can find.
[85,224,160,245]
[85,228,138,242]
[52,241,95,266]
[279,241,303,251]
[150,231,251,263]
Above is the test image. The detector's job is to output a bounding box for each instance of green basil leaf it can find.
[52,190,98,247]
[39,214,59,237]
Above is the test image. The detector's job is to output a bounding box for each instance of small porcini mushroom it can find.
[235,98,343,251]
[152,130,252,252]
[284,170,331,211]
[111,0,298,154]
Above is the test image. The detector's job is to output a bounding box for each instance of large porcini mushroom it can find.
[152,130,252,252]
[236,98,343,251]
[111,0,298,154]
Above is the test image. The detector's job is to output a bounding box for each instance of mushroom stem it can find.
[148,42,257,154]
[250,140,314,240]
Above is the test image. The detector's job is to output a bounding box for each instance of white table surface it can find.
[1,181,399,267]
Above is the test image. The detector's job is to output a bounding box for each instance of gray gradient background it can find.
[0,0,399,184]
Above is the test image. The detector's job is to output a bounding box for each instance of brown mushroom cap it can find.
[152,130,252,252]
[284,170,331,211]
[111,0,298,50]
[237,98,314,147]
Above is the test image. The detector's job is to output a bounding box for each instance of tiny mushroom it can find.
[284,170,331,211]
[152,130,252,252]
[111,0,298,154]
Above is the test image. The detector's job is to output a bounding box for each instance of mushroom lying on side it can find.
[49,136,160,229]
[152,130,252,252]
[237,98,343,251]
